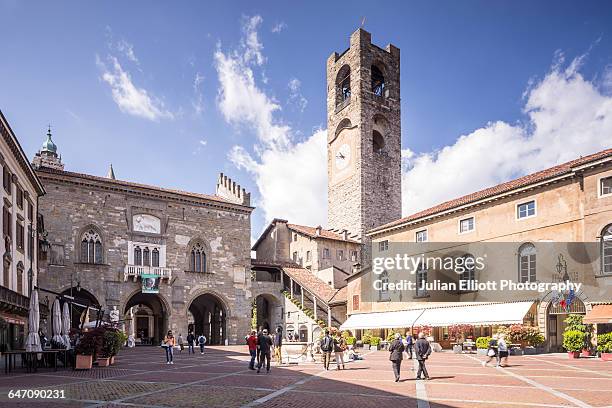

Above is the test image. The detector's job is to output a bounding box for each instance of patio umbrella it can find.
[51,298,63,345]
[24,289,42,352]
[61,302,71,349]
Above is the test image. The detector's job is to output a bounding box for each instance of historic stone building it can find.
[33,133,257,345]
[0,111,46,351]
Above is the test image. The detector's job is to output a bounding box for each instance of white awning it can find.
[413,301,535,327]
[340,309,425,330]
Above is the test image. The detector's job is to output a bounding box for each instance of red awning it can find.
[584,305,612,324]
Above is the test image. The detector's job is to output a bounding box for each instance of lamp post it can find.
[69,273,80,328]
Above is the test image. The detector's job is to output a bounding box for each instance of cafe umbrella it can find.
[24,289,42,353]
[51,298,64,346]
[61,302,71,349]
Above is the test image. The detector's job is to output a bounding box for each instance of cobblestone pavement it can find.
[1,346,611,407]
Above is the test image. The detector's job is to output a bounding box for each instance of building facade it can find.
[34,136,256,345]
[0,111,46,351]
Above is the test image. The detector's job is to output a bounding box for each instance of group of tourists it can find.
[320,329,348,370]
[245,326,284,373]
[162,330,207,364]
[482,333,510,367]
[388,332,432,381]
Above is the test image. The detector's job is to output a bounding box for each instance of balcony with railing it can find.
[0,285,30,315]
[123,265,172,282]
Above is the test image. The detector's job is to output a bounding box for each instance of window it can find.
[351,250,358,262]
[2,258,9,287]
[189,242,207,273]
[517,200,536,219]
[518,243,537,283]
[3,206,11,238]
[16,222,24,251]
[352,294,360,311]
[372,130,384,154]
[143,247,150,266]
[371,64,385,97]
[292,251,298,262]
[337,249,344,261]
[335,65,351,108]
[601,225,612,276]
[416,264,428,297]
[16,186,23,209]
[2,166,11,195]
[293,233,298,242]
[27,226,33,261]
[379,240,389,251]
[322,248,330,259]
[601,176,612,197]
[152,248,160,267]
[416,230,428,242]
[134,246,142,266]
[27,201,33,221]
[306,250,311,262]
[459,217,475,233]
[459,254,476,289]
[81,229,103,264]
[16,262,23,294]
[379,270,390,301]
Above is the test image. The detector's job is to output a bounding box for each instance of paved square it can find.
[1,346,611,407]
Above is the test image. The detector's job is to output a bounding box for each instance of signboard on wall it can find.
[141,274,160,293]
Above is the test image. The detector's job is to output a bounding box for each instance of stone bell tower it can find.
[326,29,402,241]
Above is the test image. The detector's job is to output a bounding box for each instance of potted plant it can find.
[476,336,491,355]
[370,336,382,350]
[596,332,612,361]
[362,331,372,350]
[563,330,586,358]
[563,314,593,357]
[75,332,97,369]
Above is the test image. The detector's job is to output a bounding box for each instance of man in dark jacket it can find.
[414,332,432,380]
[273,327,283,365]
[186,332,195,354]
[405,332,414,359]
[320,329,334,370]
[257,329,273,373]
[389,333,405,382]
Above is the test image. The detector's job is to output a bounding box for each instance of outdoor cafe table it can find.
[3,349,68,374]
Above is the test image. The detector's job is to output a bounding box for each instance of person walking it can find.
[247,330,258,370]
[178,333,184,353]
[334,333,347,370]
[273,327,283,365]
[482,334,498,367]
[257,329,273,373]
[497,334,509,367]
[414,332,431,380]
[389,333,405,382]
[198,334,207,354]
[164,330,176,364]
[405,331,414,359]
[320,329,334,370]
[187,332,195,354]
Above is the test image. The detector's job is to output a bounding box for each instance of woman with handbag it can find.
[164,330,176,364]
[482,334,498,367]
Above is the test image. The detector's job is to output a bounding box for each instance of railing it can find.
[0,285,29,313]
[123,265,172,282]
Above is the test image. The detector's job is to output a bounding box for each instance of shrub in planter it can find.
[75,331,99,370]
[370,336,382,349]
[346,336,356,346]
[476,336,491,350]
[596,332,612,361]
[563,330,586,358]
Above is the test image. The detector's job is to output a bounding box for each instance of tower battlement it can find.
[216,173,251,206]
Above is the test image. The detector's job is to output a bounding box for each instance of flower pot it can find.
[580,349,591,358]
[98,357,110,367]
[75,354,93,370]
[567,351,580,359]
[601,353,612,361]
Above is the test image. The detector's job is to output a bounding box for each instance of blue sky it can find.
[1,0,612,239]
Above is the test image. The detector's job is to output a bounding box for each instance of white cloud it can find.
[192,139,207,155]
[115,39,139,64]
[97,55,174,121]
[242,15,265,66]
[402,55,612,215]
[215,16,326,225]
[192,72,205,115]
[288,78,308,112]
[271,22,287,34]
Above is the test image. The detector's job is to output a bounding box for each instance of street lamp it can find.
[69,273,80,329]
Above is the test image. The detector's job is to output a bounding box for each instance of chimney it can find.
[315,226,322,237]
[341,229,349,240]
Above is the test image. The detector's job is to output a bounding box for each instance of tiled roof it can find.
[369,148,612,234]
[287,223,360,243]
[283,266,347,304]
[36,167,253,210]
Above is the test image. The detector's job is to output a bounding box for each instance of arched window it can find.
[518,243,536,283]
[379,270,390,301]
[371,64,385,97]
[335,65,351,108]
[373,130,385,153]
[2,257,10,287]
[152,248,160,268]
[134,246,142,266]
[416,263,428,297]
[143,248,150,267]
[189,242,207,273]
[459,254,476,290]
[601,225,612,276]
[80,229,103,264]
[16,262,23,294]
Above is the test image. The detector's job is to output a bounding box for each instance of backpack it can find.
[198,336,206,345]
[321,336,333,352]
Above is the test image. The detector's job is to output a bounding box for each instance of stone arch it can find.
[334,118,353,137]
[58,286,101,329]
[186,289,231,345]
[372,114,389,154]
[335,64,351,107]
[122,288,171,345]
[185,236,212,273]
[76,224,106,264]
[253,292,283,333]
[371,60,388,97]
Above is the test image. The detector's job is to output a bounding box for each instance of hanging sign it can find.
[141,274,160,293]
